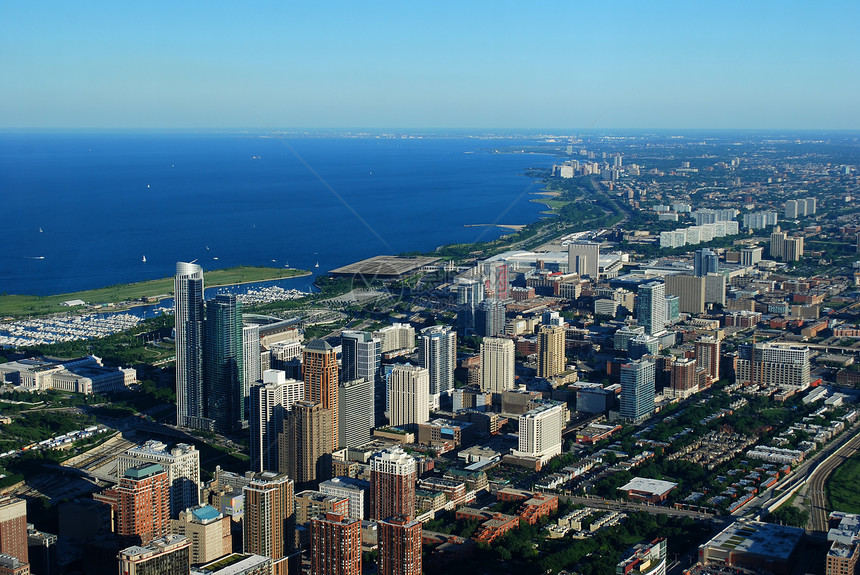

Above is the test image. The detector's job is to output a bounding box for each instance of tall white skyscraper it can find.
[250,370,304,473]
[480,337,515,393]
[636,281,666,335]
[388,365,430,427]
[175,262,207,429]
[417,326,456,410]
[567,241,600,278]
[511,402,565,463]
[243,324,262,414]
[339,378,375,448]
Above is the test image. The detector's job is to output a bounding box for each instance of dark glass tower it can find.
[204,294,244,433]
[175,262,207,429]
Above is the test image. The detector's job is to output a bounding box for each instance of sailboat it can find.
[142,255,146,263]
[315,262,320,268]
[38,227,43,233]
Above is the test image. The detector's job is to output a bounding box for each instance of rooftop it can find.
[703,520,804,561]
[329,255,439,278]
[618,477,678,496]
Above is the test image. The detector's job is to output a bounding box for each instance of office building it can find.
[736,343,810,389]
[303,340,339,452]
[705,273,726,306]
[116,463,171,546]
[242,324,262,415]
[693,248,718,277]
[455,279,484,336]
[628,334,659,361]
[319,478,368,521]
[665,274,705,314]
[0,498,27,565]
[340,331,381,384]
[387,366,430,428]
[370,448,416,521]
[620,360,656,423]
[338,378,374,448]
[417,326,456,410]
[665,295,680,324]
[118,441,201,518]
[741,246,763,267]
[250,370,304,473]
[537,325,566,378]
[567,241,600,278]
[480,337,515,393]
[511,402,565,463]
[378,516,422,575]
[173,505,231,565]
[695,336,721,383]
[309,513,362,575]
[117,534,190,575]
[479,261,509,301]
[279,400,332,486]
[699,520,803,575]
[475,298,506,337]
[637,282,666,335]
[242,472,294,569]
[204,294,244,433]
[175,262,207,430]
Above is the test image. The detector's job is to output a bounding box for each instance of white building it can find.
[480,337,515,394]
[417,325,456,409]
[319,477,367,520]
[117,440,201,518]
[736,343,811,390]
[388,365,430,427]
[512,402,565,464]
[250,370,304,473]
[373,323,416,353]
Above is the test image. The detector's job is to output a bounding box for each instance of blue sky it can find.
[1,1,858,130]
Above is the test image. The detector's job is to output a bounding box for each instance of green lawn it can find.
[827,451,860,514]
[0,266,310,318]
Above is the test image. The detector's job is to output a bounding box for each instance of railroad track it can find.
[806,429,860,531]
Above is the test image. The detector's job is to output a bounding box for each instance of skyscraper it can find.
[770,228,786,259]
[736,343,810,389]
[173,505,232,565]
[0,498,28,565]
[387,365,430,428]
[303,340,339,452]
[671,358,697,398]
[280,400,333,486]
[204,294,244,433]
[370,448,416,521]
[309,512,362,575]
[417,326,456,410]
[116,463,171,546]
[620,359,655,423]
[537,325,565,378]
[455,279,484,336]
[511,402,565,463]
[117,440,201,518]
[175,261,207,429]
[340,331,379,429]
[636,281,666,335]
[567,241,600,278]
[695,336,721,383]
[480,337,515,393]
[243,324,262,417]
[693,248,719,277]
[475,298,506,337]
[338,378,374,448]
[243,472,294,573]
[117,535,190,575]
[378,516,422,575]
[665,274,706,314]
[479,261,509,301]
[250,370,304,473]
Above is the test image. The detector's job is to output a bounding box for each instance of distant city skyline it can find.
[1,1,858,130]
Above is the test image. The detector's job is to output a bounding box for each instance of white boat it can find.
[315,262,319,268]
[142,255,146,263]
[38,227,43,233]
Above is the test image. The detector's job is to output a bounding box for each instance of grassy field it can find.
[0,266,310,318]
[827,451,860,514]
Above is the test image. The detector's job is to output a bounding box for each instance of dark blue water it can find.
[0,132,555,296]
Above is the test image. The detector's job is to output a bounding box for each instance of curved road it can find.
[805,428,860,531]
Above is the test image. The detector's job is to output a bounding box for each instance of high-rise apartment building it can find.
[338,378,374,448]
[250,370,304,473]
[340,331,381,383]
[736,343,810,389]
[172,505,231,565]
[242,324,262,414]
[785,199,800,219]
[705,273,726,307]
[417,326,456,410]
[117,440,201,518]
[303,340,339,452]
[116,463,171,546]
[319,478,367,521]
[280,400,333,486]
[537,325,565,378]
[455,279,484,336]
[770,228,786,259]
[117,534,190,575]
[0,554,28,575]
[637,282,666,335]
[475,298,506,338]
[665,274,706,314]
[309,512,362,575]
[378,516,422,575]
[175,262,207,430]
[479,261,510,301]
[373,323,416,354]
[567,241,600,278]
[204,294,244,433]
[693,248,719,277]
[671,358,697,398]
[370,448,416,521]
[620,359,656,422]
[511,402,565,463]
[242,472,294,571]
[784,236,804,262]
[0,498,28,565]
[695,336,721,383]
[388,366,430,428]
[480,337,515,393]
